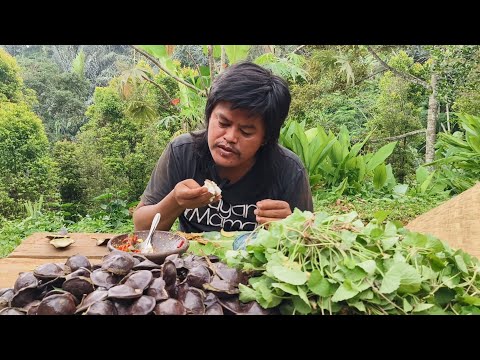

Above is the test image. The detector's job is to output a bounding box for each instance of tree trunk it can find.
[425,73,438,164]
[208,45,215,85]
[446,103,450,132]
[220,46,226,73]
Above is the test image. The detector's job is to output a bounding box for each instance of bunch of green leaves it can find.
[428,113,480,193]
[279,120,397,194]
[89,191,134,230]
[408,166,449,197]
[138,46,209,132]
[225,209,480,315]
[255,52,308,83]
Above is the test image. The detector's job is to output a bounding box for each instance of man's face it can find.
[208,101,266,171]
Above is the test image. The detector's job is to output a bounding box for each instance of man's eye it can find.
[219,122,228,128]
[241,130,253,136]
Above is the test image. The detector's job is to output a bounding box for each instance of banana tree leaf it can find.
[373,163,387,190]
[366,141,397,172]
[308,138,336,174]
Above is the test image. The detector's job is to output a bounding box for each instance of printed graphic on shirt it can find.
[183,199,257,231]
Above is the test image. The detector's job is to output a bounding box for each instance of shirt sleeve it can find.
[140,142,179,205]
[284,166,314,212]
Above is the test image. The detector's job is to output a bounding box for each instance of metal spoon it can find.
[140,213,161,254]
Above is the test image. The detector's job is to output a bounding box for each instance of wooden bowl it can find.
[107,230,188,264]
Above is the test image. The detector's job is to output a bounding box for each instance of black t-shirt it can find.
[141,133,313,233]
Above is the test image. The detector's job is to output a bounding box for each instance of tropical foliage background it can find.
[1,44,479,258]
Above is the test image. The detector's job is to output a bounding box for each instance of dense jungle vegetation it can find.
[1,45,479,258]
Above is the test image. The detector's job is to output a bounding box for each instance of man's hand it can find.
[254,199,292,225]
[173,179,221,209]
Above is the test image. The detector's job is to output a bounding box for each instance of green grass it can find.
[0,212,65,258]
[313,192,449,225]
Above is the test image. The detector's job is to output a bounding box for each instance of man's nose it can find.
[224,127,238,143]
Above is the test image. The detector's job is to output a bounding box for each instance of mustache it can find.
[215,141,239,154]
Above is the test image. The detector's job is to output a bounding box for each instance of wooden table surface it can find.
[0,232,115,289]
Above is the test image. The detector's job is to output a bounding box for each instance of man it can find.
[133,61,313,233]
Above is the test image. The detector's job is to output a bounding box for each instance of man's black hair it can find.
[191,61,291,188]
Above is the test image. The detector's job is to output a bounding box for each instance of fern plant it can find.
[24,195,44,218]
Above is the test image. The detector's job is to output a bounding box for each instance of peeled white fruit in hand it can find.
[203,179,222,202]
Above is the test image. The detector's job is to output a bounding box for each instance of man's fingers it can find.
[255,199,292,225]
[256,199,290,210]
[255,208,289,218]
[182,185,209,199]
[198,192,220,205]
